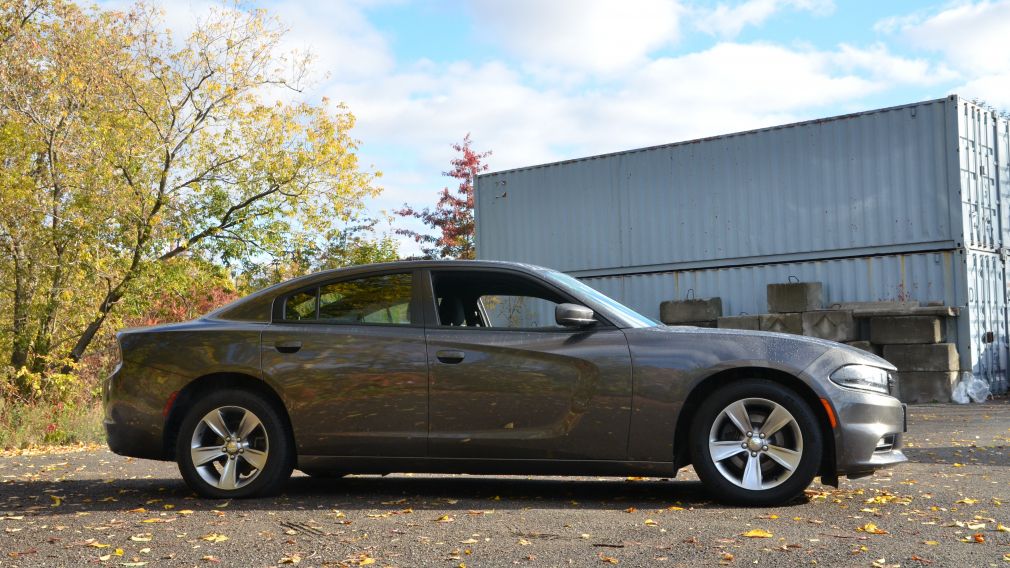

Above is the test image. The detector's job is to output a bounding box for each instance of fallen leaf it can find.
[518,538,531,546]
[88,542,111,549]
[644,519,658,527]
[434,515,454,523]
[956,498,979,505]
[279,554,301,564]
[129,534,152,542]
[599,552,619,564]
[857,523,888,535]
[741,529,773,538]
[50,496,62,507]
[200,533,229,543]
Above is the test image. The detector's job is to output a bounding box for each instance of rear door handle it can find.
[275,341,302,354]
[436,350,465,364]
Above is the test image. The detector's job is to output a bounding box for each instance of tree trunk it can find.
[9,253,33,371]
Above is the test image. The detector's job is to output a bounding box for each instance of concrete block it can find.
[882,343,958,372]
[869,316,943,345]
[759,313,802,335]
[894,371,958,403]
[768,282,823,313]
[802,310,856,342]
[717,315,760,330]
[660,298,722,324]
[844,340,880,355]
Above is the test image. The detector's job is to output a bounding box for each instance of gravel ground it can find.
[2,400,1009,567]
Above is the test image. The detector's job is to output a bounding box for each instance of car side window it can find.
[318,273,413,325]
[284,290,318,320]
[282,273,414,325]
[479,295,561,329]
[430,270,569,330]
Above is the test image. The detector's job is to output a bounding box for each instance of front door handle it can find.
[275,341,302,354]
[436,350,465,364]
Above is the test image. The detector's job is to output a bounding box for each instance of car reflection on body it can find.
[103,260,906,505]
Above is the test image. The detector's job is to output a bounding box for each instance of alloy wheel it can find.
[189,406,269,491]
[707,397,803,491]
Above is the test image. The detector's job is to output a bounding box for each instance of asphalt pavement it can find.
[2,400,1009,567]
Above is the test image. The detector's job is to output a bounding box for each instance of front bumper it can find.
[829,387,907,476]
[802,348,907,477]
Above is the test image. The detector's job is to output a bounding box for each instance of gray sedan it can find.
[103,260,906,505]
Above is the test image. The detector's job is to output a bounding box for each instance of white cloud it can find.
[467,0,684,74]
[877,1,1010,109]
[694,0,834,39]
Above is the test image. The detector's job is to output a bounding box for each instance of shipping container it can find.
[475,95,1010,393]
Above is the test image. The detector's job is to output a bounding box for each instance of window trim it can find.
[272,269,422,328]
[424,268,617,331]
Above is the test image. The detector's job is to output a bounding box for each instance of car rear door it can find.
[261,269,429,457]
[422,268,633,461]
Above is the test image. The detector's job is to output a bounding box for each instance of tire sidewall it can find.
[176,389,293,499]
[689,379,823,506]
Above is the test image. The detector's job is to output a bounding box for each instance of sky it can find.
[100,0,1010,255]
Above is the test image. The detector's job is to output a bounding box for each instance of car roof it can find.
[208,260,554,322]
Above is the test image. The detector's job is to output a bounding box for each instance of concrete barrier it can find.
[883,343,958,372]
[802,310,856,342]
[869,316,943,344]
[660,298,722,325]
[767,282,822,313]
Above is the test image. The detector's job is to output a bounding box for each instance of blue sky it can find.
[118,0,1010,255]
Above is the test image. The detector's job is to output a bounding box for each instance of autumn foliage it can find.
[396,134,491,259]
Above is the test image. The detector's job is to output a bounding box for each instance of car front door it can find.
[261,269,429,457]
[423,268,633,460]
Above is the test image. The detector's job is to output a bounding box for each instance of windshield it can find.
[541,270,657,328]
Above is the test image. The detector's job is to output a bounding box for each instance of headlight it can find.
[830,365,890,394]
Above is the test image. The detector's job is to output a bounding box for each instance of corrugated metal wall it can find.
[581,252,957,320]
[477,98,959,276]
[475,96,1010,394]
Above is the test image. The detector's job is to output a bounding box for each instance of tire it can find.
[689,379,822,506]
[176,389,294,499]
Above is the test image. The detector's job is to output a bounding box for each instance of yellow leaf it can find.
[518,538,531,546]
[50,496,62,507]
[741,529,773,538]
[200,533,229,543]
[857,522,888,535]
[957,498,979,505]
[644,519,658,526]
[177,510,194,516]
[99,554,111,561]
[359,558,375,566]
[114,548,124,556]
[997,523,1010,533]
[279,554,301,564]
[924,540,938,545]
[130,534,152,542]
[140,519,163,524]
[953,463,965,467]
[434,515,454,523]
[126,508,146,514]
[89,542,111,548]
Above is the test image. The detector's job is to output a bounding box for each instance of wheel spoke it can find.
[761,404,794,437]
[236,410,261,440]
[218,457,239,490]
[191,446,226,467]
[241,449,267,471]
[765,444,802,471]
[723,400,753,436]
[202,409,231,440]
[742,453,763,490]
[709,440,747,461]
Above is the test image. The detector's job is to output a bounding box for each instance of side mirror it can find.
[556,303,596,328]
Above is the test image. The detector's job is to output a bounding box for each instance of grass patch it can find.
[0,399,105,450]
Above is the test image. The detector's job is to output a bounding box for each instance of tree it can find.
[0,1,378,388]
[395,134,491,259]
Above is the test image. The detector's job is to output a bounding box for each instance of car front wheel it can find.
[689,379,823,506]
[176,389,293,498]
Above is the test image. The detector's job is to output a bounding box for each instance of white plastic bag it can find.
[952,372,991,404]
[951,377,970,404]
[966,374,991,403]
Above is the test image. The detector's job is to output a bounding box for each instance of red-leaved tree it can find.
[396,134,491,259]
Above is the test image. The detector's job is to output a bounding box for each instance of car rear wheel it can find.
[176,389,293,498]
[689,379,822,506]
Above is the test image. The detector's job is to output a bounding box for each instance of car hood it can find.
[624,324,896,373]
